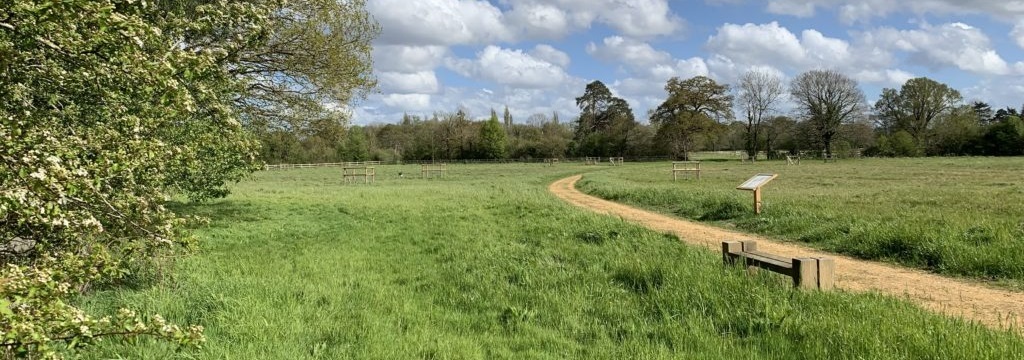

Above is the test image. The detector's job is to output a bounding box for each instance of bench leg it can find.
[793,258,819,289]
[722,241,742,265]
[816,258,835,290]
[739,241,758,273]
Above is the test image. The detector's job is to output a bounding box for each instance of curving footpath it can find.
[550,174,1024,332]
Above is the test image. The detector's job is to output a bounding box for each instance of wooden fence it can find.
[672,161,701,180]
[421,163,447,179]
[265,161,381,170]
[342,166,375,184]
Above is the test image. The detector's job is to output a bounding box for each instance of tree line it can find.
[264,69,1022,164]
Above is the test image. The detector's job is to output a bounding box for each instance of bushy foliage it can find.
[980,116,1024,156]
[0,0,307,356]
[479,114,508,159]
[877,131,922,157]
[1,256,204,358]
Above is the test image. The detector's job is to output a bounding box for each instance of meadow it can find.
[77,163,1024,358]
[577,157,1024,285]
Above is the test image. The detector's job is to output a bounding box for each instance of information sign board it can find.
[736,173,778,191]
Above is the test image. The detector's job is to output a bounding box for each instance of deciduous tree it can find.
[873,77,961,149]
[650,76,734,160]
[790,70,866,157]
[737,70,784,161]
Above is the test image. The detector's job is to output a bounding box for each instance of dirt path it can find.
[550,174,1024,332]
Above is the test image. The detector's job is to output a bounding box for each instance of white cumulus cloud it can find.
[377,71,441,94]
[373,46,448,73]
[862,22,1013,75]
[529,44,571,68]
[761,1,1024,24]
[445,45,569,89]
[506,0,683,38]
[380,94,432,110]
[766,0,817,17]
[506,3,571,38]
[1013,21,1024,49]
[370,0,512,45]
[587,36,673,70]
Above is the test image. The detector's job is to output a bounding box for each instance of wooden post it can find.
[816,258,835,290]
[722,241,742,265]
[753,188,762,215]
[741,240,758,274]
[792,258,819,289]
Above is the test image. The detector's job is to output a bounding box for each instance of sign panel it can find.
[736,173,778,191]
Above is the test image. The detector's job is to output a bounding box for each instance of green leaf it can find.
[0,299,13,317]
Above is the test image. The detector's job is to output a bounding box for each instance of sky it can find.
[352,0,1024,125]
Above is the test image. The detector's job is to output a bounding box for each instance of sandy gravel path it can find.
[550,174,1024,332]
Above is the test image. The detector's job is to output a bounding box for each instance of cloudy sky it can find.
[353,0,1024,125]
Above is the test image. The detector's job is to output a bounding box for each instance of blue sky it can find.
[354,0,1024,125]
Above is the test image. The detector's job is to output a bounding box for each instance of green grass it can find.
[77,163,1024,359]
[576,157,1024,284]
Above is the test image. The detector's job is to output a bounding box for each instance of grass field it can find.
[577,157,1024,285]
[77,163,1024,358]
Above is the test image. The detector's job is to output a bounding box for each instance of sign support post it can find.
[736,173,778,215]
[754,187,762,214]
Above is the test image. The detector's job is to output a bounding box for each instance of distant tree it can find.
[737,70,785,161]
[343,126,371,161]
[436,110,475,159]
[650,76,734,160]
[763,116,797,157]
[981,115,1024,156]
[722,121,748,151]
[479,113,508,159]
[575,81,620,135]
[874,77,961,150]
[573,81,636,156]
[873,88,902,135]
[539,119,573,158]
[840,118,877,151]
[994,107,1021,123]
[503,106,513,127]
[930,105,983,155]
[971,101,995,125]
[878,131,921,157]
[790,70,867,157]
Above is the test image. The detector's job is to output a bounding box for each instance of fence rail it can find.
[264,161,381,170]
[262,157,676,170]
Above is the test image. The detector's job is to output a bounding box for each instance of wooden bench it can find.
[342,166,375,184]
[608,157,624,166]
[544,158,559,166]
[722,241,834,290]
[672,161,701,180]
[421,163,447,179]
[786,155,801,165]
[585,157,600,165]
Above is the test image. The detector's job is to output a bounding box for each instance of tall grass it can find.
[577,157,1024,284]
[77,163,1024,358]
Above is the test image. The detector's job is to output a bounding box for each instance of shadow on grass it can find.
[166,200,270,228]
